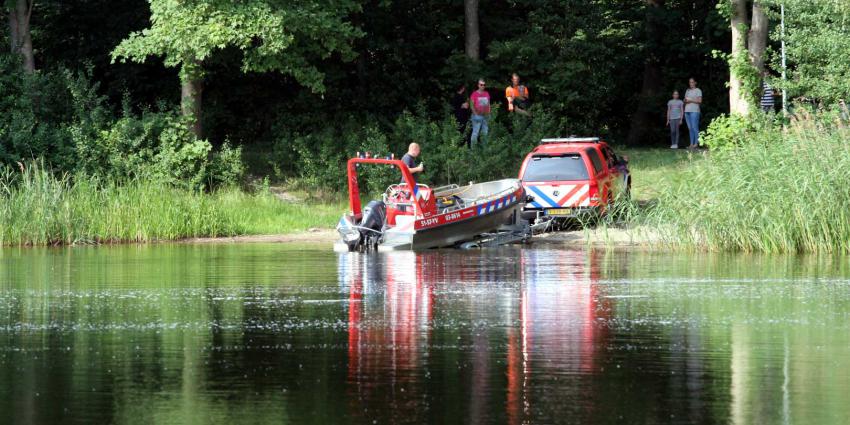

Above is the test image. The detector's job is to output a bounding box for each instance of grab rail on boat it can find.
[432,183,460,194]
[468,184,521,205]
[384,183,431,193]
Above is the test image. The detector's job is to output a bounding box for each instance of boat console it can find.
[384,184,435,225]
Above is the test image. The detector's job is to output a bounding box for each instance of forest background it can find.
[2,0,849,250]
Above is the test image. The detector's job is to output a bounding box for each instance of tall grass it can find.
[0,163,343,246]
[646,115,850,253]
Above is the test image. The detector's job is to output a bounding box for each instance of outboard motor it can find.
[338,200,386,252]
[358,200,386,251]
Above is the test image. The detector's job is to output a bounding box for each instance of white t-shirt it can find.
[685,88,702,113]
[667,99,684,120]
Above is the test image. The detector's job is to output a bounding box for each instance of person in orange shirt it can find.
[505,73,531,115]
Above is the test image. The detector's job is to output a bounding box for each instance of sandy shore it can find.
[180,228,338,244]
[180,226,662,248]
[532,225,662,247]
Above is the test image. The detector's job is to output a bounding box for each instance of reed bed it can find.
[646,116,850,253]
[0,164,342,246]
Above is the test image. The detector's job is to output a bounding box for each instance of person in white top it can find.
[683,78,702,149]
[666,90,684,149]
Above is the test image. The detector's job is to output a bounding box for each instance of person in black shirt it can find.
[451,84,471,136]
[401,143,423,183]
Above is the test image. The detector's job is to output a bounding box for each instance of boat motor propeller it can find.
[338,200,387,252]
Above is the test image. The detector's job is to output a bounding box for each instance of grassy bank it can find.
[8,126,845,253]
[0,165,343,246]
[0,148,696,247]
[644,118,850,253]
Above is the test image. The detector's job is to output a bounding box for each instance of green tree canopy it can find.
[111,0,361,92]
[769,0,850,103]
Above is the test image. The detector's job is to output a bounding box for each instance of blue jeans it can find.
[669,118,681,147]
[471,114,489,147]
[684,112,700,146]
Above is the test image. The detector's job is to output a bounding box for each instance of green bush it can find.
[71,110,244,189]
[275,106,560,194]
[0,56,243,189]
[701,112,782,151]
[701,114,751,150]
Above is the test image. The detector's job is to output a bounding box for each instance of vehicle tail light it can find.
[588,183,601,205]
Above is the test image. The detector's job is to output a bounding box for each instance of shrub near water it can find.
[277,107,559,194]
[0,59,243,190]
[0,164,341,245]
[651,114,850,253]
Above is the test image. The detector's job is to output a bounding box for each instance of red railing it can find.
[346,157,426,217]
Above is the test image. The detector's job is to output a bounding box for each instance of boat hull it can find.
[380,203,519,250]
[335,178,524,251]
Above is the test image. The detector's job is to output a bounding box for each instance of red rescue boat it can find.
[336,156,525,251]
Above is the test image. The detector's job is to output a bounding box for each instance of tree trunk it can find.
[626,0,665,146]
[748,1,769,73]
[464,0,480,60]
[352,13,368,102]
[8,7,19,53]
[9,0,34,73]
[729,0,749,115]
[180,61,204,138]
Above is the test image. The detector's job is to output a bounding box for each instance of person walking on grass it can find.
[684,77,702,149]
[666,90,684,149]
[470,78,491,147]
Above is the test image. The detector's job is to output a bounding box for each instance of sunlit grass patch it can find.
[0,164,344,246]
[618,147,702,202]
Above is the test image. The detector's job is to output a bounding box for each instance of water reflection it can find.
[338,248,612,424]
[2,245,850,424]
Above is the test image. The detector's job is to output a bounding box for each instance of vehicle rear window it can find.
[587,148,604,174]
[522,154,589,181]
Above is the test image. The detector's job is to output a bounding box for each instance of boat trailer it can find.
[458,211,553,249]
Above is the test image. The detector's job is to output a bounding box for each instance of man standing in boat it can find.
[401,142,424,183]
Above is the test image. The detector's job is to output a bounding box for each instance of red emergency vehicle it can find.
[518,137,630,222]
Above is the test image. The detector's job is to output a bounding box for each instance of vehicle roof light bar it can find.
[540,137,600,144]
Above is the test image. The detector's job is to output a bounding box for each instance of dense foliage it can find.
[274,106,558,196]
[3,0,850,250]
[111,0,361,92]
[767,0,850,103]
[0,56,242,189]
[2,0,738,191]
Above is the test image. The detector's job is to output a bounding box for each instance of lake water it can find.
[2,243,850,424]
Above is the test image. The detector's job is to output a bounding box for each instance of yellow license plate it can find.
[546,208,573,216]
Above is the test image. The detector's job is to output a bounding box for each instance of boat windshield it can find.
[522,154,589,181]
